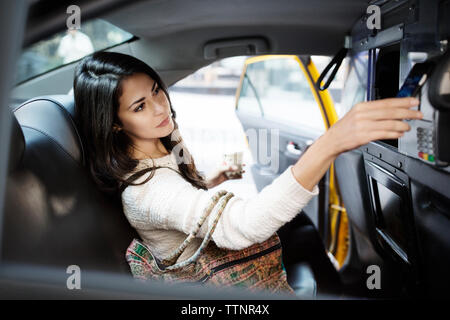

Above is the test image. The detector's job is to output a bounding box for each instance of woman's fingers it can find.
[367,130,405,141]
[357,105,423,121]
[362,97,420,110]
[366,120,412,133]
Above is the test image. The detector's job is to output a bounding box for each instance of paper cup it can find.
[222,152,243,179]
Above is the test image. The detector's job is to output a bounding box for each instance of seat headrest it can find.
[8,111,25,173]
[11,95,85,165]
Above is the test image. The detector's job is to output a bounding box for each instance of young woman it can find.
[73,51,422,267]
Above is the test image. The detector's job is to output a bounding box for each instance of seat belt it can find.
[315,47,348,91]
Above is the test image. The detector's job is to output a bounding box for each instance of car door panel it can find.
[236,113,322,179]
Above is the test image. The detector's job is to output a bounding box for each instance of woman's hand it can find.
[290,97,423,192]
[326,97,423,156]
[205,163,246,189]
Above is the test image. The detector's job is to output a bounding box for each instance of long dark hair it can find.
[73,51,207,199]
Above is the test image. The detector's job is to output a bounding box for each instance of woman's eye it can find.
[154,87,160,95]
[134,103,144,112]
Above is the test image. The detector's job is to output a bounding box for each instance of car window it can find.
[168,56,258,198]
[236,71,264,117]
[237,57,325,132]
[336,51,368,118]
[15,19,133,84]
[312,54,364,119]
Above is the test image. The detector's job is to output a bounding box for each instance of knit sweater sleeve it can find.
[121,165,319,250]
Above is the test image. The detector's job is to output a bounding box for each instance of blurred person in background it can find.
[57,29,94,64]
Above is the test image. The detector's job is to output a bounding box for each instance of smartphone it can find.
[397,61,435,98]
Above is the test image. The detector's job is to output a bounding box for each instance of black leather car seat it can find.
[278,213,341,296]
[2,95,138,274]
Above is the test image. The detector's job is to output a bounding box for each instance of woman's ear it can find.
[112,124,122,133]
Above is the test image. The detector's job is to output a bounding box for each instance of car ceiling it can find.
[21,0,370,89]
[101,0,369,69]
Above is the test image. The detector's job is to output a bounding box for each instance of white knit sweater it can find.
[121,150,319,263]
